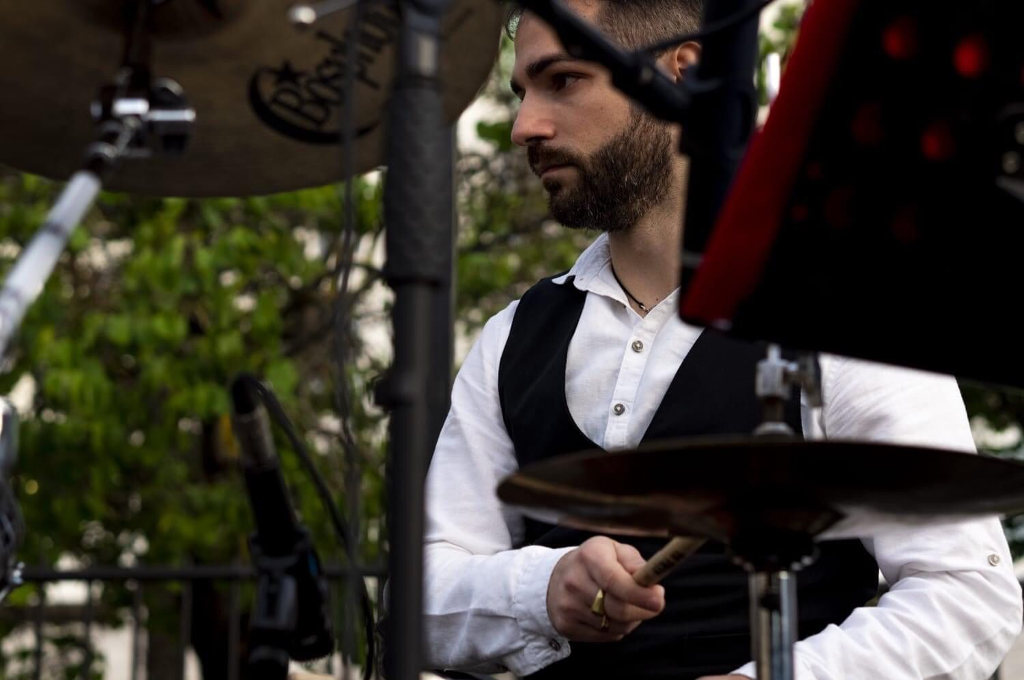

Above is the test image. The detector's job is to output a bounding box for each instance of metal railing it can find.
[6,566,1016,679]
[5,562,386,680]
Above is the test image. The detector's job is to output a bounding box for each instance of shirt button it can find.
[549,639,561,651]
[988,554,1001,566]
[612,403,626,416]
[631,340,644,353]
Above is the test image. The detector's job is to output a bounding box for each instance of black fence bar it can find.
[21,563,386,582]
[130,583,141,680]
[33,583,44,680]
[228,575,241,680]
[179,575,192,677]
[82,580,94,679]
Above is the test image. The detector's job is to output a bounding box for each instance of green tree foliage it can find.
[0,169,389,677]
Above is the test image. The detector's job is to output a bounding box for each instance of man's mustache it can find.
[527,146,584,177]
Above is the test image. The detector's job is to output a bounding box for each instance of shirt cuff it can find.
[506,545,575,676]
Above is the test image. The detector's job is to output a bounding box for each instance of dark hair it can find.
[505,0,703,51]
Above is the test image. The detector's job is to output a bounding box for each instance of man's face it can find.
[509,2,675,232]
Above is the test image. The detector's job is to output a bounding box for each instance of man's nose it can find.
[510,96,556,147]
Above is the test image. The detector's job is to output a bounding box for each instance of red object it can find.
[882,16,918,61]
[953,34,990,78]
[851,102,885,147]
[890,205,919,245]
[681,0,863,326]
[920,121,956,161]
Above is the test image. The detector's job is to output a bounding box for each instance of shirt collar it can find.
[552,232,691,326]
[552,233,621,300]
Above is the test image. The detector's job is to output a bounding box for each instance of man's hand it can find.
[547,536,665,642]
[697,676,754,679]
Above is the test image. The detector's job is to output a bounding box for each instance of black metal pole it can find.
[428,127,457,445]
[381,0,453,678]
[678,0,762,289]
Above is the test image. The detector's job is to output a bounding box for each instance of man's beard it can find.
[528,109,674,232]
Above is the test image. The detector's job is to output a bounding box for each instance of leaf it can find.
[106,315,133,347]
[265,359,300,398]
[476,120,515,152]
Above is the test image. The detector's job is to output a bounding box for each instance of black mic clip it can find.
[247,527,334,679]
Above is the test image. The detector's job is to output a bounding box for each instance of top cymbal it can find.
[0,0,501,197]
[497,437,1024,543]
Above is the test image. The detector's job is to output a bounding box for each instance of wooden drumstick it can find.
[633,536,707,587]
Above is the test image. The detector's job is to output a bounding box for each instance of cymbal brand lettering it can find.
[248,6,399,144]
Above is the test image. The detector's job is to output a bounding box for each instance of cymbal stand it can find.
[0,0,193,599]
[0,0,194,359]
[754,345,821,436]
[729,345,824,680]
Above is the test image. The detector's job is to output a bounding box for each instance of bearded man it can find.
[421,1,1022,678]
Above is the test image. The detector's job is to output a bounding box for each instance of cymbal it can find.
[497,437,1024,543]
[0,0,501,197]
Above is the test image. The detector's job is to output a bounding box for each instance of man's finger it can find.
[588,558,664,612]
[614,541,648,572]
[602,588,665,622]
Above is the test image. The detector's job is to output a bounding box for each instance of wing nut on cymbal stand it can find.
[753,345,821,437]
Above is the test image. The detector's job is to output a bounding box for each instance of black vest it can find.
[497,277,878,680]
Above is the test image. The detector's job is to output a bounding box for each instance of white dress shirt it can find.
[423,234,1022,679]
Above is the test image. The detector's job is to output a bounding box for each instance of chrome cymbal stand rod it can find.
[745,346,823,677]
[732,527,815,680]
[749,569,798,680]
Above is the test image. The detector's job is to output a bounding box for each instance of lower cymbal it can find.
[497,437,1024,542]
[0,0,501,196]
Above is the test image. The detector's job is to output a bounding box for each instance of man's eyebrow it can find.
[509,54,582,97]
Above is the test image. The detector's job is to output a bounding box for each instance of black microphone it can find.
[230,374,333,678]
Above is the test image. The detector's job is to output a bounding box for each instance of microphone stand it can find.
[377,0,454,679]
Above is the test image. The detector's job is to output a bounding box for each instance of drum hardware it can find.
[754,344,821,437]
[0,0,196,359]
[0,0,501,196]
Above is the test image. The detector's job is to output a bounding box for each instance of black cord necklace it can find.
[610,263,650,314]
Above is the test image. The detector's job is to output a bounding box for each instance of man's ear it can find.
[659,41,702,82]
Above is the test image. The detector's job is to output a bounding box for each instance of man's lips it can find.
[538,164,574,178]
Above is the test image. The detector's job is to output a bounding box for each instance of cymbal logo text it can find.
[248,8,398,145]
